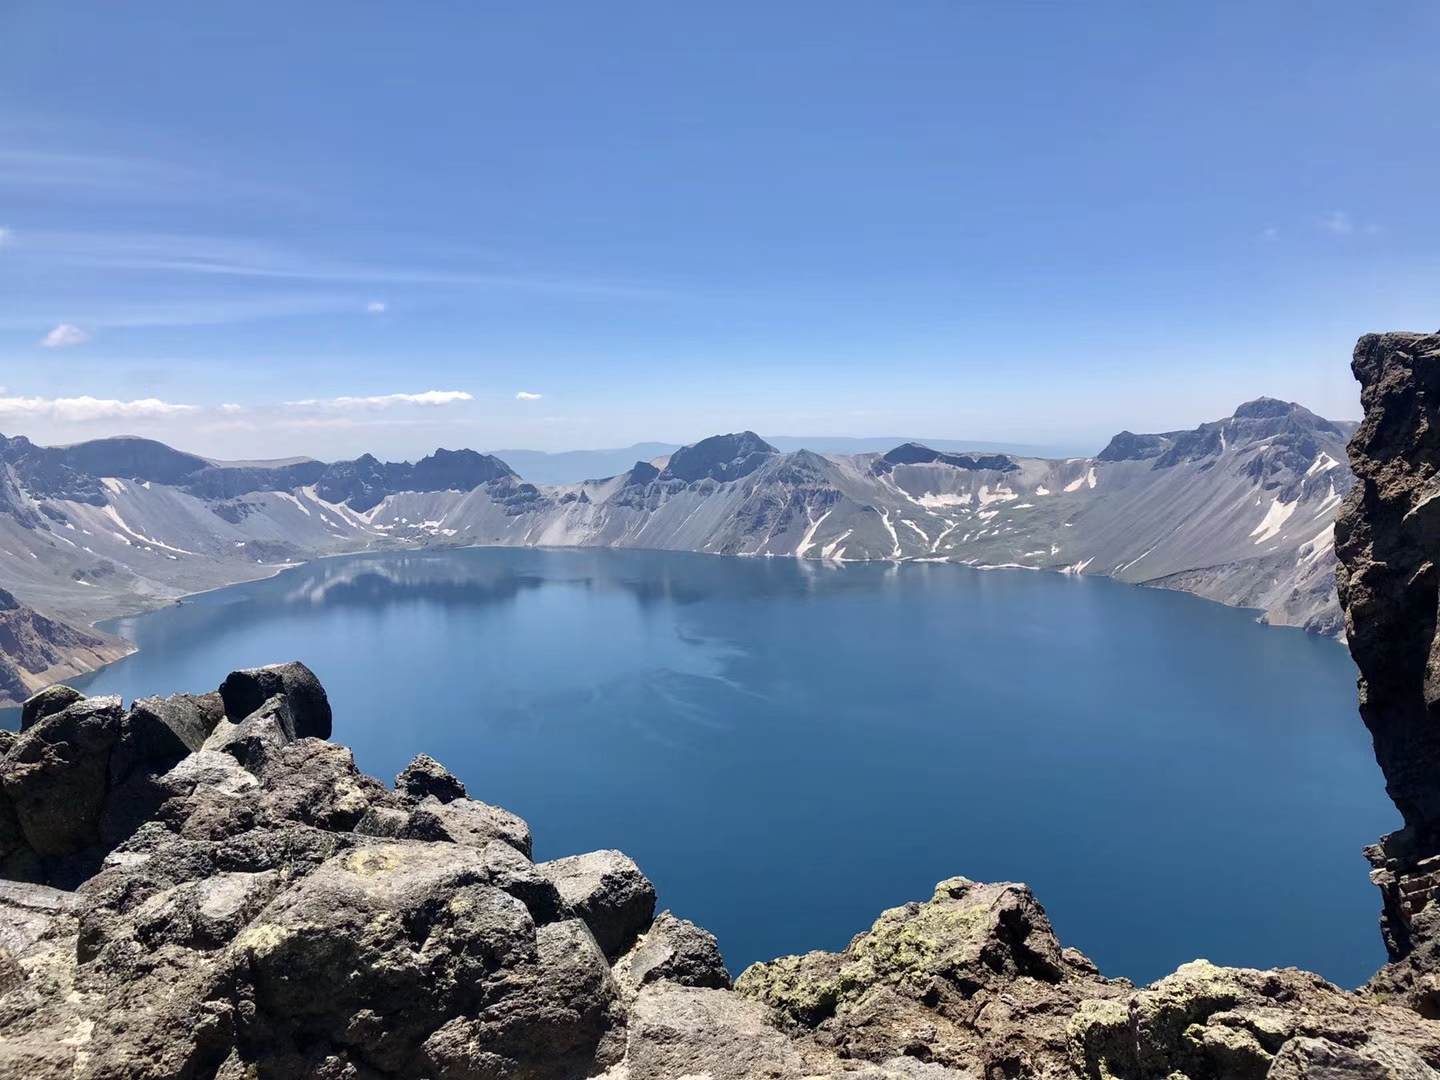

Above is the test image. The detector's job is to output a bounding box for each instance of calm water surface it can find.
[62,548,1393,987]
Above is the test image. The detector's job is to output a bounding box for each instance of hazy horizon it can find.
[0,393,1348,468]
[2,2,1427,460]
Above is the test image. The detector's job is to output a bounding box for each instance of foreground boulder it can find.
[1068,961,1440,1080]
[738,877,1125,1077]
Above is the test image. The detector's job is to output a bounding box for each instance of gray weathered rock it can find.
[614,909,732,993]
[539,849,657,959]
[0,878,73,955]
[404,794,532,857]
[738,876,1124,1077]
[1067,960,1440,1080]
[202,693,297,773]
[1269,1036,1440,1080]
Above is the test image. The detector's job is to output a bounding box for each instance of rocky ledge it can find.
[0,661,1436,1079]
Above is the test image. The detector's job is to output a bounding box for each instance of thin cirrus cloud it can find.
[0,394,197,422]
[282,390,474,410]
[0,148,291,204]
[1318,211,1378,236]
[515,391,543,401]
[40,324,92,348]
[14,230,666,298]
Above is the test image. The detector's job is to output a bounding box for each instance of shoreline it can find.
[1,538,1346,715]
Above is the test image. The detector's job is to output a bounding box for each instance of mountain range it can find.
[0,398,1355,706]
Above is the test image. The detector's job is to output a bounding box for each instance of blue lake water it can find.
[58,547,1394,987]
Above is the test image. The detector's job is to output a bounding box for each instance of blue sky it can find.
[1,1,1437,460]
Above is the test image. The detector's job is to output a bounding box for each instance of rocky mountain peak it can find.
[660,431,778,484]
[1096,430,1174,462]
[50,436,212,486]
[875,443,1020,473]
[1232,396,1297,420]
[410,447,517,489]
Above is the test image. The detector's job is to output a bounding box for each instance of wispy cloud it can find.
[0,148,287,204]
[1317,210,1380,236]
[0,226,11,249]
[515,391,543,401]
[0,394,197,422]
[12,230,667,298]
[1260,226,1279,242]
[40,324,91,348]
[0,295,363,333]
[366,300,387,314]
[283,390,474,410]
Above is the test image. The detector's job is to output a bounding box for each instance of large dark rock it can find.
[0,695,123,857]
[1335,331,1440,1013]
[113,692,224,781]
[219,661,332,739]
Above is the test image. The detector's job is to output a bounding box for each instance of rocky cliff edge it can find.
[1336,330,1440,1018]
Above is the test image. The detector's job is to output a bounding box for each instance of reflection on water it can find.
[67,547,1393,987]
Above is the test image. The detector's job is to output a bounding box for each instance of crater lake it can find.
[57,547,1393,987]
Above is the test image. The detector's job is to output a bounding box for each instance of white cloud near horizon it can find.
[40,324,92,348]
[283,390,474,410]
[515,391,543,401]
[366,300,387,314]
[0,394,198,422]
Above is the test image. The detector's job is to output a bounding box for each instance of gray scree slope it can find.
[0,398,1354,705]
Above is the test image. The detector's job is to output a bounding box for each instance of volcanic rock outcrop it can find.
[1336,330,1440,1018]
